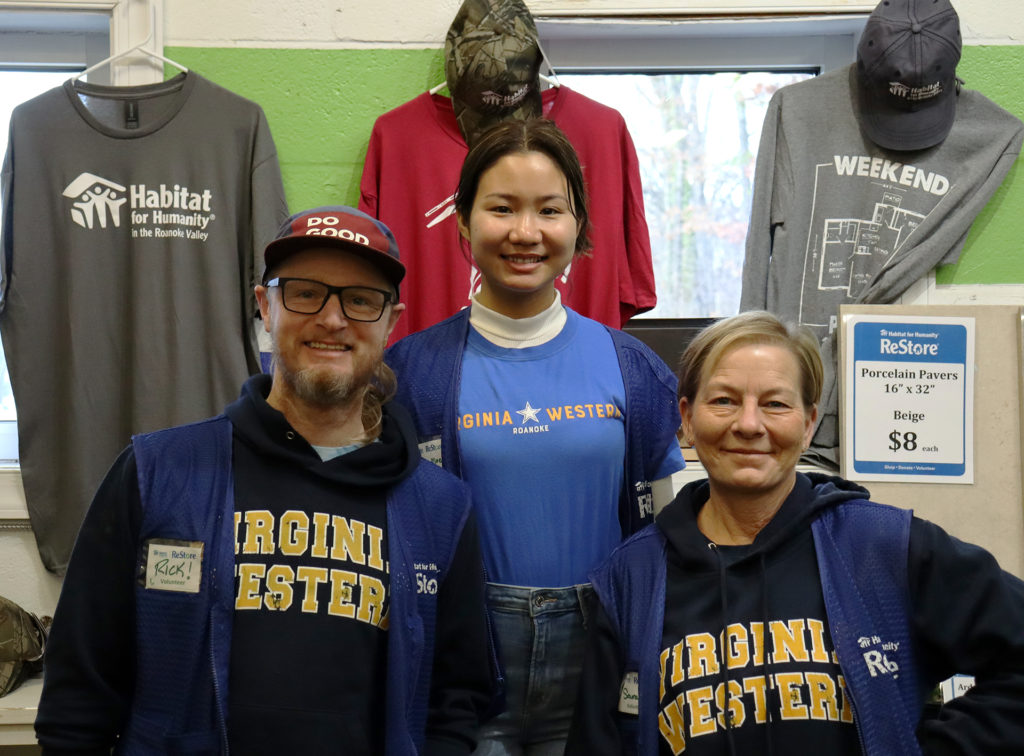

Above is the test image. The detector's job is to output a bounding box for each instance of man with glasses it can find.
[36,207,494,755]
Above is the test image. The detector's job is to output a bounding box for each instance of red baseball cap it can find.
[263,206,406,290]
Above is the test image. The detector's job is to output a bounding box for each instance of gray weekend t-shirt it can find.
[741,64,1023,465]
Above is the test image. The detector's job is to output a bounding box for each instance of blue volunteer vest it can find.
[123,414,471,755]
[387,308,682,537]
[590,499,922,756]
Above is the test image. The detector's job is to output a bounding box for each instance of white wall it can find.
[163,0,1024,47]
[0,528,61,618]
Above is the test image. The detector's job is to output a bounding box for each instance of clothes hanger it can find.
[428,73,559,96]
[537,42,560,89]
[72,2,188,83]
[429,31,560,95]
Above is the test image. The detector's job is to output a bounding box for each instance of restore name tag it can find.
[418,436,443,467]
[618,671,639,714]
[144,539,204,593]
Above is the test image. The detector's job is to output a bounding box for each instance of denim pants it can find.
[473,583,593,755]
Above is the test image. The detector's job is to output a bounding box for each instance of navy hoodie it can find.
[567,472,1024,755]
[36,375,493,756]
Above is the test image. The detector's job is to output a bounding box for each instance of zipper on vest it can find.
[210,607,229,753]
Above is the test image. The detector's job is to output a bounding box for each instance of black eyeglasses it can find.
[266,277,394,322]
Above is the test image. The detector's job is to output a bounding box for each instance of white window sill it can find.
[0,467,28,520]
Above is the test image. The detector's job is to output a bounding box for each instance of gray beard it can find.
[272,345,368,409]
[288,366,360,408]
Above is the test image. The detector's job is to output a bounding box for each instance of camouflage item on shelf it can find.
[0,594,49,697]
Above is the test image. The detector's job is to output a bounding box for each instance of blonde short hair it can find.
[677,311,823,409]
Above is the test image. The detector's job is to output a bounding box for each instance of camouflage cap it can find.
[444,0,543,147]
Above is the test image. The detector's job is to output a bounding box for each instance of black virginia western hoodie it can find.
[37,375,493,756]
[567,472,1024,755]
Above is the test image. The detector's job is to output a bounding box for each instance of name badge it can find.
[618,670,639,715]
[143,539,204,593]
[418,436,443,467]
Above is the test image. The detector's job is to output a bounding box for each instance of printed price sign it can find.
[843,314,974,483]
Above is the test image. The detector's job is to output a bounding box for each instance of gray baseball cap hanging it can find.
[444,0,543,147]
[855,0,962,151]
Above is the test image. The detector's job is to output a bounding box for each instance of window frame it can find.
[1,0,168,85]
[529,1,876,17]
[0,8,108,69]
[537,14,868,75]
[536,14,868,337]
[0,0,125,518]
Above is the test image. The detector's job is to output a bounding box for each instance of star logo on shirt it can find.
[516,401,541,424]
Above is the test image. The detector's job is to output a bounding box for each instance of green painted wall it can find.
[167,44,1024,285]
[166,47,446,211]
[935,46,1024,285]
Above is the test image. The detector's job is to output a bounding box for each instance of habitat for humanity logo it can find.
[858,634,901,678]
[63,173,127,229]
[62,172,215,240]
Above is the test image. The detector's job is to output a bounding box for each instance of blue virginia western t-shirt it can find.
[458,311,629,587]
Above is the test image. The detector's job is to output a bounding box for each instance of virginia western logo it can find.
[63,172,215,240]
[458,400,623,437]
[657,619,854,754]
[232,509,390,628]
[63,173,127,229]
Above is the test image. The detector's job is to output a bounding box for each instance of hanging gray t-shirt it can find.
[0,71,288,571]
[741,64,1022,466]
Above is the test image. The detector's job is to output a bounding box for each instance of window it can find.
[0,70,74,462]
[0,9,110,470]
[539,15,867,322]
[558,69,812,318]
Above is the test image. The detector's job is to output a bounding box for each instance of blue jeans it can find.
[473,583,593,756]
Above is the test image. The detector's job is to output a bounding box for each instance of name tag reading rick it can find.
[618,671,639,715]
[144,539,204,593]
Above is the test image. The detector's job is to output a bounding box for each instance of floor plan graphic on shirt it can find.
[798,157,954,335]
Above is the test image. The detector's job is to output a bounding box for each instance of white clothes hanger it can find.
[537,41,560,89]
[72,2,188,83]
[428,73,558,96]
[431,26,560,95]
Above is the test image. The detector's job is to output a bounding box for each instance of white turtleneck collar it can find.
[468,291,567,348]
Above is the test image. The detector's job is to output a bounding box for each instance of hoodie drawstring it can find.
[710,544,777,756]
[760,551,776,756]
[709,542,738,756]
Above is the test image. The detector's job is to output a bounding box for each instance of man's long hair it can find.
[362,360,397,441]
